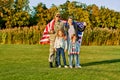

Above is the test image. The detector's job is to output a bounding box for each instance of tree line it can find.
[0,0,120,29]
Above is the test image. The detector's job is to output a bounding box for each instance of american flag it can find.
[40,19,84,45]
[76,22,85,45]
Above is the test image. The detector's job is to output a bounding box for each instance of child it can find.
[54,29,68,68]
[68,34,81,68]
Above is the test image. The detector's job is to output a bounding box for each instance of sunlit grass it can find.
[0,44,120,80]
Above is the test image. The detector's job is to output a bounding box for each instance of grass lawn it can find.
[0,44,120,80]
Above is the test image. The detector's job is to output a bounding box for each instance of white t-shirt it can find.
[68,25,75,39]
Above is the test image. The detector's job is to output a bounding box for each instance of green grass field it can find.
[0,44,120,80]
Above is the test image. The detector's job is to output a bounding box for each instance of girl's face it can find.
[72,36,77,41]
[58,31,63,37]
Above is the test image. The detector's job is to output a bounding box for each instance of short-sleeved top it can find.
[64,21,78,40]
[68,25,76,39]
[54,20,64,33]
[50,20,64,41]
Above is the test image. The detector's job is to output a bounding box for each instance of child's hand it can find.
[64,36,67,40]
[64,49,67,52]
[50,30,55,34]
[54,48,57,52]
[68,53,70,56]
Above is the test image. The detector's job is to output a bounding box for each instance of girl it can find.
[68,34,81,68]
[54,29,68,68]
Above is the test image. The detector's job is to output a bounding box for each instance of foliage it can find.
[82,27,120,45]
[0,0,30,28]
[0,26,119,45]
[0,26,44,44]
[59,1,90,27]
[0,0,120,45]
[1,0,120,29]
[31,3,58,26]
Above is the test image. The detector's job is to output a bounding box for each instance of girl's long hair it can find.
[71,34,77,40]
[56,29,65,37]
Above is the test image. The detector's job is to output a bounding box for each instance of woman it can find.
[65,16,86,68]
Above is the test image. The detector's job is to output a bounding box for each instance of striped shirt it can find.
[68,41,80,55]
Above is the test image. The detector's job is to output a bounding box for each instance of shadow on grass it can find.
[82,59,120,67]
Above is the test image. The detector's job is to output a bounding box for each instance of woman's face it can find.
[68,18,73,25]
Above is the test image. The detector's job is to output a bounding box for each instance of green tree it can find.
[30,3,58,26]
[33,3,49,26]
[59,1,90,27]
[1,0,30,28]
[48,4,58,21]
[59,0,70,19]
[0,0,14,29]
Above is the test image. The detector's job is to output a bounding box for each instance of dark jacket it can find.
[64,21,79,40]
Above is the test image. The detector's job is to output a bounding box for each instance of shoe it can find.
[49,62,53,68]
[58,65,61,68]
[55,61,58,67]
[75,66,82,68]
[69,66,73,68]
[78,66,82,68]
[64,65,68,68]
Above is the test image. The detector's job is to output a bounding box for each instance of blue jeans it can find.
[56,48,67,66]
[69,54,80,67]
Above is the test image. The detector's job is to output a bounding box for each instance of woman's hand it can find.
[54,48,57,52]
[64,49,67,53]
[83,22,87,26]
[64,36,67,40]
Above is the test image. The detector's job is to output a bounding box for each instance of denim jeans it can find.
[56,48,67,66]
[69,54,80,67]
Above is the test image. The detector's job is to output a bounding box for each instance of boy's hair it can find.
[71,34,77,40]
[57,29,65,37]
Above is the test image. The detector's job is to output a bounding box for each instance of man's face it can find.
[55,14,60,21]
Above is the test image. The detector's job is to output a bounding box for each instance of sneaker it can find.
[78,66,82,68]
[55,61,58,67]
[69,66,73,68]
[75,66,82,68]
[64,65,68,68]
[58,65,61,68]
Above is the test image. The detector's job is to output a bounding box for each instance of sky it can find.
[29,0,120,12]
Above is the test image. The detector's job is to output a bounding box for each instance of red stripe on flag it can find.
[40,41,50,44]
[41,36,49,40]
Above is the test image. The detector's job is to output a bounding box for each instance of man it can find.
[48,12,64,68]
